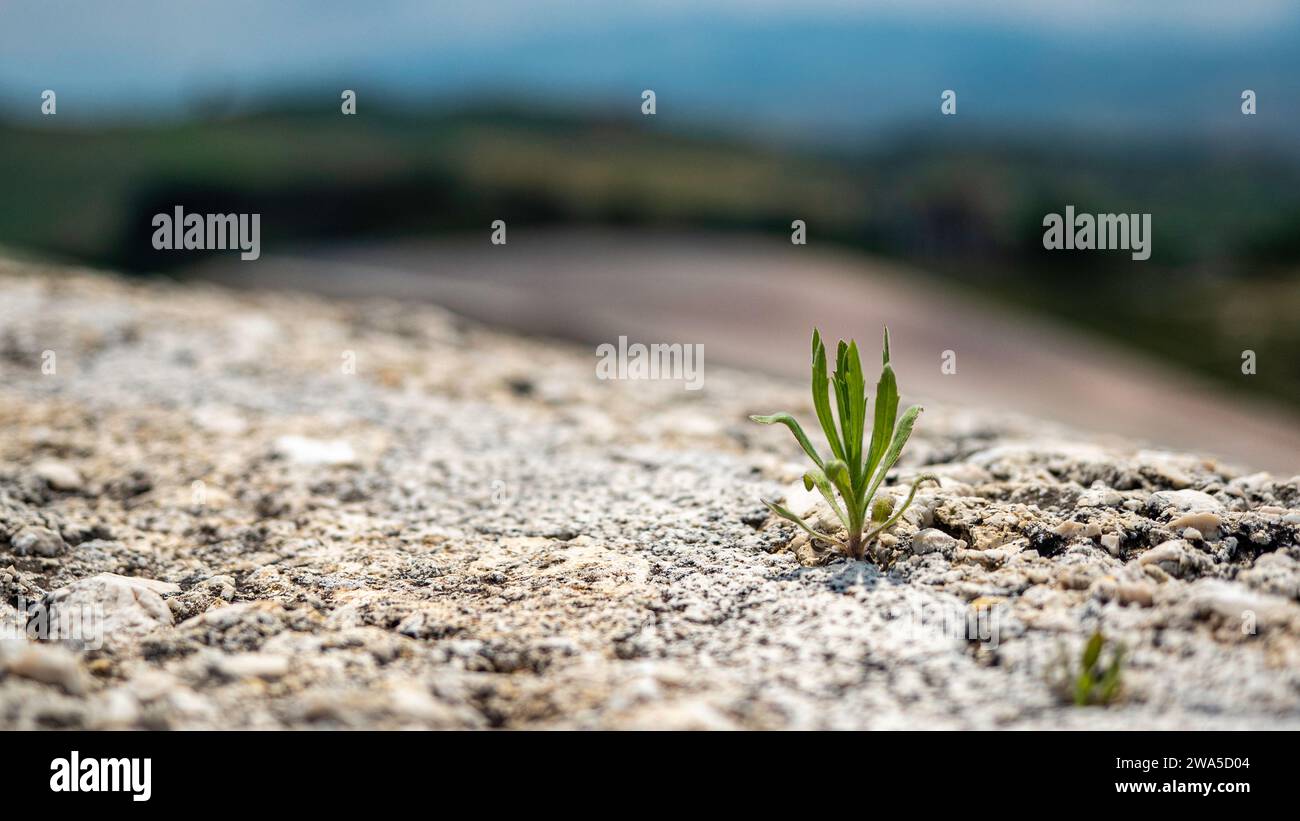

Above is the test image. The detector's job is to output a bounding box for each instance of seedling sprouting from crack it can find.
[1061,632,1125,707]
[750,328,936,562]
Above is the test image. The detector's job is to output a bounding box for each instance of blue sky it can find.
[3,1,1298,144]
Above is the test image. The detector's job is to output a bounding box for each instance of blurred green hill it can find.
[3,105,1299,407]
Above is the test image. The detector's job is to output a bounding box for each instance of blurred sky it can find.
[4,0,1300,146]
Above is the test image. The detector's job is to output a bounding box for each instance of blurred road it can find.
[192,230,1300,474]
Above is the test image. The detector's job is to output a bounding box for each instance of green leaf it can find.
[762,499,846,549]
[865,366,897,483]
[861,404,923,506]
[871,495,894,523]
[802,467,849,530]
[810,331,845,461]
[750,413,823,469]
[1082,632,1104,672]
[822,458,854,503]
[832,341,851,457]
[1074,671,1094,706]
[843,340,867,480]
[865,334,899,482]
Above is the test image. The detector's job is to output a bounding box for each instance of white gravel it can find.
[1,259,1299,729]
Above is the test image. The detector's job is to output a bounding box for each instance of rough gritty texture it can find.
[2,259,1299,730]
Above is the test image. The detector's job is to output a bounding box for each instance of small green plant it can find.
[750,328,935,562]
[1065,632,1126,706]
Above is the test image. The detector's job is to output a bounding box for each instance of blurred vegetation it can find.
[2,105,1299,406]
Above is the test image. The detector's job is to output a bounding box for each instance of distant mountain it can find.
[3,9,1299,149]
[368,16,1300,146]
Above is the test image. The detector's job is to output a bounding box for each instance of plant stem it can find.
[847,532,863,560]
